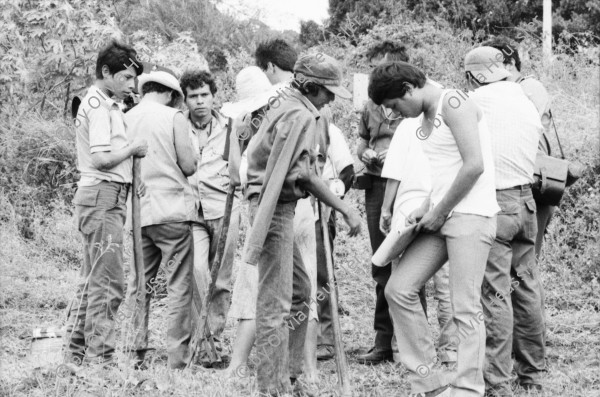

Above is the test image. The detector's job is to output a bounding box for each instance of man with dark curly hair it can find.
[179,69,241,367]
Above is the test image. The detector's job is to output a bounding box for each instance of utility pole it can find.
[543,0,552,64]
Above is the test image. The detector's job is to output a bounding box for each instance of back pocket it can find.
[74,187,103,234]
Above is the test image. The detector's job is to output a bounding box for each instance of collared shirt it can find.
[187,110,240,221]
[519,76,552,154]
[470,82,542,189]
[246,88,319,202]
[243,88,321,265]
[359,99,403,175]
[75,85,132,186]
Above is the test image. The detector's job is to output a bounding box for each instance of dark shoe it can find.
[316,345,334,361]
[355,347,393,364]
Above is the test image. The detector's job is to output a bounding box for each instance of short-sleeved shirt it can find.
[470,82,542,189]
[75,85,132,186]
[323,123,354,180]
[359,99,403,176]
[245,88,320,202]
[518,76,552,155]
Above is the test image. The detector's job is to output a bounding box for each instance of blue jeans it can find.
[65,181,128,363]
[483,187,544,393]
[251,198,310,395]
[385,213,496,396]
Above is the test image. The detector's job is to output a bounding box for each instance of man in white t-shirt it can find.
[465,46,544,395]
[379,117,457,366]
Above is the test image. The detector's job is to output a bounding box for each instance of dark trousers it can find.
[66,181,128,363]
[365,176,394,350]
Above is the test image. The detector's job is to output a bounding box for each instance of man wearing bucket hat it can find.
[179,69,242,366]
[124,70,198,369]
[242,52,360,396]
[464,46,544,396]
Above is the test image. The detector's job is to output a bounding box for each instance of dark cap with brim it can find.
[294,53,352,99]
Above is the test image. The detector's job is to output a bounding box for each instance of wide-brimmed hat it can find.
[294,53,352,99]
[464,46,512,84]
[221,66,277,118]
[137,70,184,98]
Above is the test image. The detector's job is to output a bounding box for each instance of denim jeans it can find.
[191,207,240,336]
[433,263,457,363]
[483,187,544,392]
[65,181,128,363]
[250,198,310,395]
[385,213,496,396]
[365,175,394,350]
[127,221,194,369]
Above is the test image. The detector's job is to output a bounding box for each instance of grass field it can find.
[1,57,599,396]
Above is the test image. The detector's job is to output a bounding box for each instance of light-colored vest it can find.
[125,101,197,227]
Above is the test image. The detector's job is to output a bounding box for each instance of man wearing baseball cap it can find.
[243,52,360,396]
[124,71,198,369]
[464,46,545,396]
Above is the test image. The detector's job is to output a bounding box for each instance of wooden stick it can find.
[187,184,236,368]
[318,200,352,397]
[132,158,145,309]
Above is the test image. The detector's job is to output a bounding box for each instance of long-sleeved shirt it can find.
[243,88,321,265]
[186,109,240,221]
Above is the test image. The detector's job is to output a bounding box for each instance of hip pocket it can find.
[143,187,187,224]
[74,187,103,234]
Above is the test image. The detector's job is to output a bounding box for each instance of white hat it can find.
[138,71,184,98]
[221,66,277,118]
[464,46,512,83]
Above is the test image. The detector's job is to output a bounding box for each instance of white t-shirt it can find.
[381,117,431,232]
[323,123,354,180]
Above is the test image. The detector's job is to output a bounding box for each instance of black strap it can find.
[222,117,233,161]
[548,109,566,159]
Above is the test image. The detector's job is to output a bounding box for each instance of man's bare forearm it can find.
[92,146,135,171]
[300,174,351,216]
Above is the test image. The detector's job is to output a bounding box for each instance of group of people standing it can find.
[65,35,555,397]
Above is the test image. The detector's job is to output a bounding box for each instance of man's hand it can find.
[380,209,392,235]
[136,180,146,197]
[360,148,378,165]
[342,209,361,237]
[415,208,448,234]
[130,138,148,158]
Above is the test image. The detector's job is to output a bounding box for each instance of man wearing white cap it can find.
[124,71,198,369]
[244,52,361,396]
[464,46,544,396]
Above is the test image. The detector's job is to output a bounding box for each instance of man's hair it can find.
[366,41,409,62]
[368,62,427,105]
[96,40,143,79]
[141,81,172,95]
[254,39,298,72]
[179,70,217,98]
[483,37,521,72]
